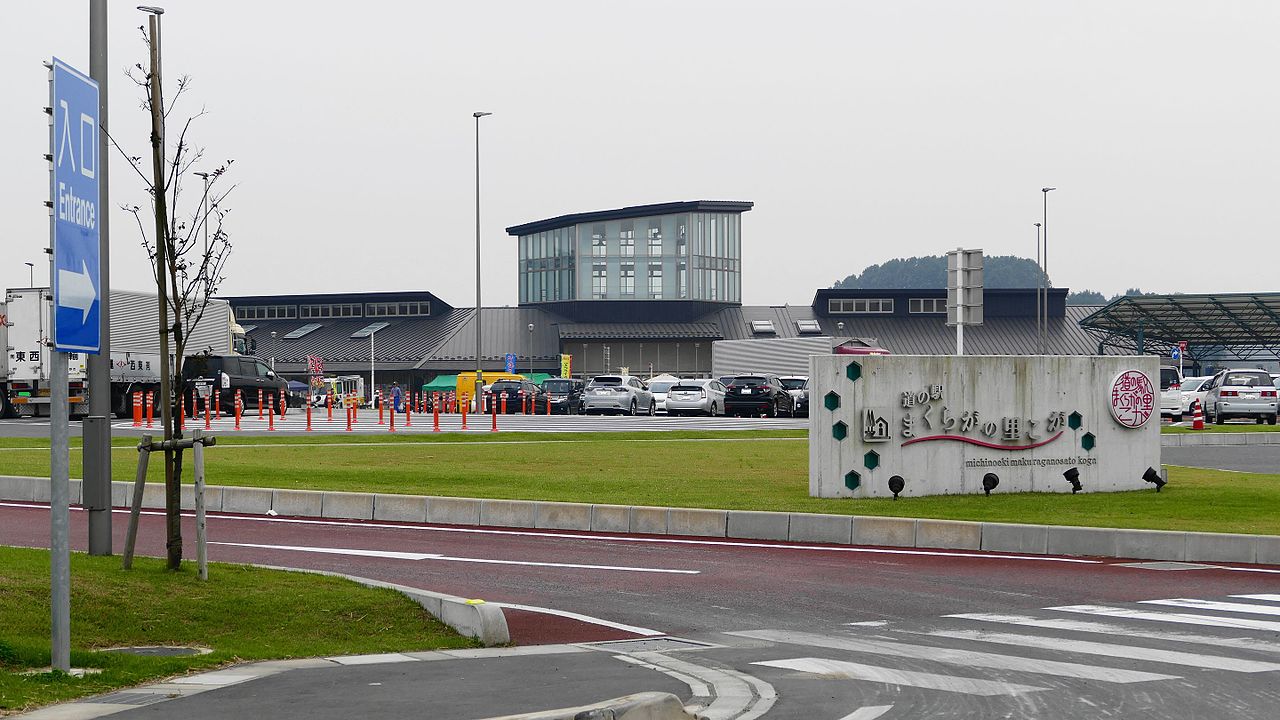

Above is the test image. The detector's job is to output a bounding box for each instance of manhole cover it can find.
[92,692,169,706]
[586,637,713,654]
[1114,561,1219,571]
[100,645,210,657]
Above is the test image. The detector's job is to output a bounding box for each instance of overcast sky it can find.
[4,1,1277,308]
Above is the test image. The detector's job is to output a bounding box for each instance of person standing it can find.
[391,382,403,413]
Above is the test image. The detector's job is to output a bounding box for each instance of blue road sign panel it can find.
[1171,347,1181,360]
[51,58,101,354]
[505,353,517,373]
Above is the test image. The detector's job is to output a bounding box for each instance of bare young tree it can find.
[108,26,235,570]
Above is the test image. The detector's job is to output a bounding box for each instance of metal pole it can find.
[192,430,207,581]
[370,329,375,405]
[474,111,491,410]
[50,349,71,672]
[86,0,112,556]
[1041,188,1055,355]
[955,249,965,356]
[528,323,533,375]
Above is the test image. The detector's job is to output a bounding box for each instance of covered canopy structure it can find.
[1080,293,1280,362]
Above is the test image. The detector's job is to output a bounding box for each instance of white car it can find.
[646,379,678,414]
[665,379,728,417]
[779,376,809,408]
[1179,376,1213,416]
[1204,368,1279,424]
[583,375,655,416]
[1159,366,1183,421]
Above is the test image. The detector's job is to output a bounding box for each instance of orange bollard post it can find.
[501,394,507,415]
[306,398,313,432]
[405,395,412,427]
[204,394,212,430]
[378,390,385,425]
[279,390,286,417]
[346,402,353,432]
[258,389,264,419]
[432,398,440,432]
[461,394,469,430]
[191,388,197,418]
[389,399,396,432]
[132,391,142,427]
[179,398,185,430]
[326,392,332,422]
[234,390,242,431]
[491,398,498,432]
[268,396,276,431]
[546,395,552,415]
[146,392,154,428]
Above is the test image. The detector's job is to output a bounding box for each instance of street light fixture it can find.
[1041,187,1056,354]
[527,322,534,376]
[473,111,492,410]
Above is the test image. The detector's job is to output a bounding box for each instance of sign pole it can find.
[85,0,112,557]
[955,249,965,356]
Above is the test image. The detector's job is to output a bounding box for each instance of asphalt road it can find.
[4,502,1280,719]
[1163,445,1280,474]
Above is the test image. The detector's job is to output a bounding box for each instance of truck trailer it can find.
[3,288,242,418]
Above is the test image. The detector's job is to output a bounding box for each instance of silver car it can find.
[1205,368,1278,424]
[665,379,728,417]
[583,375,655,416]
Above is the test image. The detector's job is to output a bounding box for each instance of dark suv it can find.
[182,354,289,415]
[724,374,795,417]
[540,377,585,414]
[485,379,544,414]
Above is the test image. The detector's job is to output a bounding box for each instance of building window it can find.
[366,301,429,317]
[620,221,634,257]
[909,298,946,314]
[677,219,687,256]
[592,263,607,299]
[647,221,662,256]
[648,262,662,297]
[592,225,606,257]
[620,263,635,296]
[678,262,687,298]
[829,298,895,314]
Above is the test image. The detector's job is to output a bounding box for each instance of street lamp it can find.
[473,111,492,410]
[1041,187,1056,354]
[694,342,701,378]
[1034,222,1042,354]
[24,262,33,287]
[527,322,534,376]
[369,326,377,406]
[270,330,277,370]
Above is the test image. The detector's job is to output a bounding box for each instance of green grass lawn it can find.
[1,430,1277,535]
[0,545,477,713]
[1163,422,1280,433]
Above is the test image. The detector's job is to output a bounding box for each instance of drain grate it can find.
[1115,561,1219,571]
[92,692,169,706]
[587,637,714,654]
[101,645,209,657]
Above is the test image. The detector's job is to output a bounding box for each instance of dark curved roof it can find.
[505,200,753,236]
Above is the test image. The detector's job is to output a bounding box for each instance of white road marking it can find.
[752,657,1045,697]
[488,602,664,636]
[845,621,890,627]
[612,655,712,698]
[923,628,1280,673]
[1141,598,1280,616]
[211,541,699,575]
[1234,594,1280,603]
[729,629,1177,683]
[945,613,1280,654]
[837,705,895,720]
[1051,605,1280,632]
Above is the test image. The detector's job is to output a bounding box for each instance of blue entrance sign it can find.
[51,58,101,354]
[504,353,517,374]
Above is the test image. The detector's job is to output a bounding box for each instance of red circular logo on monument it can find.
[1110,370,1154,428]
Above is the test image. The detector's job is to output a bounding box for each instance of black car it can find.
[182,354,288,415]
[723,374,795,417]
[540,377,585,415]
[485,379,544,414]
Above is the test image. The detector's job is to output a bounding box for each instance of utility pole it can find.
[85,0,112,556]
[139,5,181,570]
[473,111,491,410]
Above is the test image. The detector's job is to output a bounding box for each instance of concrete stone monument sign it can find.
[809,355,1160,498]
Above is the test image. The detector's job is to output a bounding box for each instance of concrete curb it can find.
[3,475,1277,566]
[253,564,510,647]
[1161,431,1280,446]
[480,691,695,720]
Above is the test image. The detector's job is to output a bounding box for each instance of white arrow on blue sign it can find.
[51,58,101,354]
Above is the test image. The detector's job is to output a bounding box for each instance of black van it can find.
[540,377,586,415]
[183,354,289,414]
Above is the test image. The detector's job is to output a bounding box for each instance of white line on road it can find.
[1234,594,1280,603]
[1051,605,1280,632]
[1140,598,1280,617]
[945,612,1280,655]
[210,541,700,575]
[837,705,895,720]
[751,657,1046,697]
[494,602,664,636]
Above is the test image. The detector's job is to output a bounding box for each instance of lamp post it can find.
[369,327,377,406]
[270,330,277,370]
[694,342,701,378]
[24,262,33,287]
[1034,222,1042,354]
[527,323,533,376]
[1041,187,1056,354]
[473,111,492,409]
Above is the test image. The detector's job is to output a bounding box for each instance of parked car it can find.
[647,378,680,413]
[724,374,795,417]
[182,354,288,415]
[583,375,655,415]
[1203,368,1279,424]
[485,379,543,414]
[1159,365,1184,421]
[665,379,728,417]
[1179,376,1213,417]
[540,377,585,414]
[779,376,808,415]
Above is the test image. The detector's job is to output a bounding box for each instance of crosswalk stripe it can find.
[1141,598,1280,617]
[837,706,895,720]
[946,613,1280,655]
[1233,594,1280,603]
[729,629,1177,683]
[752,657,1046,697]
[923,628,1280,673]
[1051,605,1280,632]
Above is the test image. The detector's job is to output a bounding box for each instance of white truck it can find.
[2,288,243,418]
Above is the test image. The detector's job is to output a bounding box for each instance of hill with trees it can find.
[832,255,1047,290]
